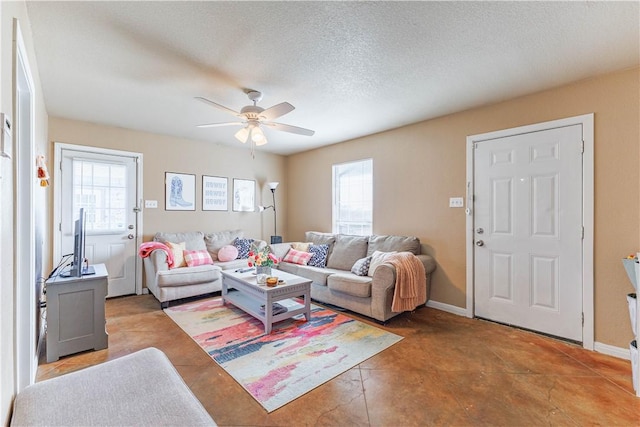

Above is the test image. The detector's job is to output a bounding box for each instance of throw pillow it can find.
[282,248,313,265]
[233,237,254,259]
[217,245,238,262]
[183,250,213,267]
[307,244,329,268]
[291,242,312,252]
[351,256,372,276]
[166,241,186,268]
[367,250,397,277]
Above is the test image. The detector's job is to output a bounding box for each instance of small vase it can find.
[256,265,271,284]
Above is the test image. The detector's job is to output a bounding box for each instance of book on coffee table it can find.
[260,302,288,316]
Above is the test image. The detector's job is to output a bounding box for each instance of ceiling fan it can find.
[195,90,315,147]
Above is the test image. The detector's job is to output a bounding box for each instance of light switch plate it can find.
[144,200,158,208]
[449,197,464,208]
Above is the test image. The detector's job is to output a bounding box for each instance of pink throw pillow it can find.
[183,250,213,267]
[282,248,313,265]
[217,245,238,262]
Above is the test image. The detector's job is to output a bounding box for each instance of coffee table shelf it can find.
[221,269,312,334]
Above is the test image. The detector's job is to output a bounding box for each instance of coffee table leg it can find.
[304,292,311,321]
[265,299,272,334]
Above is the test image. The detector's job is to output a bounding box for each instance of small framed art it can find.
[165,172,196,211]
[202,175,228,211]
[232,178,255,212]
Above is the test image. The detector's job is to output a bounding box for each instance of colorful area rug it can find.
[164,297,402,412]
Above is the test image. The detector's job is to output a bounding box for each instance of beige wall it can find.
[287,67,640,349]
[48,118,288,244]
[1,1,50,424]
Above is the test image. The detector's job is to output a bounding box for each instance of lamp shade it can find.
[268,182,279,191]
[234,127,250,143]
[252,127,268,146]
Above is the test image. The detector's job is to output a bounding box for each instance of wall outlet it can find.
[144,200,158,208]
[449,197,464,208]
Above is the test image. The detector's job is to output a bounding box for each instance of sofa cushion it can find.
[156,264,221,287]
[308,244,329,268]
[351,256,372,276]
[327,274,372,298]
[204,229,243,261]
[367,234,421,256]
[154,231,207,251]
[213,258,249,270]
[278,263,340,286]
[184,249,213,267]
[327,234,368,270]
[233,237,254,259]
[305,231,336,248]
[269,243,293,261]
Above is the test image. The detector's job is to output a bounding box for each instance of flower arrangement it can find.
[248,246,278,268]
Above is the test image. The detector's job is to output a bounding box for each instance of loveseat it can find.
[272,232,436,322]
[143,230,265,308]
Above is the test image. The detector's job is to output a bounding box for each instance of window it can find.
[332,159,373,235]
[73,159,127,233]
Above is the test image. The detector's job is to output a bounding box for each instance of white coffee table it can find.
[221,269,312,334]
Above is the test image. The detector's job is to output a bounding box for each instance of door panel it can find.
[60,149,138,297]
[474,124,583,341]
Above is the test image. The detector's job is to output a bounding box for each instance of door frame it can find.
[14,19,37,391]
[53,143,144,295]
[465,114,594,349]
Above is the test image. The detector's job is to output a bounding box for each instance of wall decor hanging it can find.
[36,155,50,187]
[202,175,228,211]
[232,178,255,212]
[165,172,195,211]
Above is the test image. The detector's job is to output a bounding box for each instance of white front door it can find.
[58,147,140,297]
[473,124,583,341]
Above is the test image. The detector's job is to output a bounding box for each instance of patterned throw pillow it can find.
[183,250,213,267]
[233,237,254,259]
[282,248,313,265]
[307,244,329,268]
[166,241,186,269]
[351,256,372,276]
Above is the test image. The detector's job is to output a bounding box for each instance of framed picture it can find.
[165,172,196,211]
[232,178,255,212]
[202,175,228,211]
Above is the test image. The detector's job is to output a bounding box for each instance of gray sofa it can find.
[11,347,216,426]
[143,230,264,308]
[273,232,436,322]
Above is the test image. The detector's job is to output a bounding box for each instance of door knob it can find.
[476,240,484,247]
[128,234,134,240]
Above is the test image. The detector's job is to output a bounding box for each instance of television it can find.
[61,208,95,277]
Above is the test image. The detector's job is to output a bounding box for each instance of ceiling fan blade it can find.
[195,96,241,117]
[263,121,315,136]
[259,102,295,120]
[196,121,244,128]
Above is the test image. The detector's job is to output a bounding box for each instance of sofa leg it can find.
[160,301,169,309]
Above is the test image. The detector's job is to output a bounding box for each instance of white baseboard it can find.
[594,341,631,360]
[142,288,149,295]
[426,300,467,317]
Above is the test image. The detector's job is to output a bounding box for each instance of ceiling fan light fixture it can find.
[252,126,267,145]
[234,127,250,143]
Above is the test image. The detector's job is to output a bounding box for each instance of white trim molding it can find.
[594,342,631,361]
[426,300,468,317]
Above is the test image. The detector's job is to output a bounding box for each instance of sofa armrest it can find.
[148,249,170,273]
[369,254,436,321]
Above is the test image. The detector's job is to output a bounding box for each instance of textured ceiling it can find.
[26,1,639,155]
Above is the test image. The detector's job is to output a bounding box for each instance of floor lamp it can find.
[258,182,282,244]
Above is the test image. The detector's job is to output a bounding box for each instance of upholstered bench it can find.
[11,347,216,426]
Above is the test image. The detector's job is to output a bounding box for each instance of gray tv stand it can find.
[45,263,108,362]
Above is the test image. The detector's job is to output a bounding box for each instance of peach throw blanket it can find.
[387,252,426,312]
